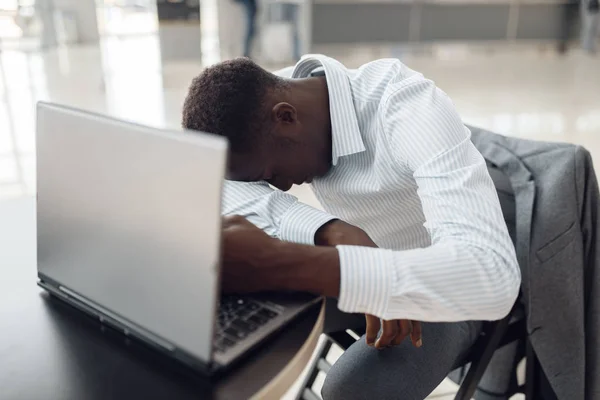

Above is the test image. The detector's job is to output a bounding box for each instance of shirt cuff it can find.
[278,202,337,245]
[336,245,394,317]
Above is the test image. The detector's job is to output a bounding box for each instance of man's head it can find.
[182,58,332,191]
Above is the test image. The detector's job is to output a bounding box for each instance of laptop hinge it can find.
[57,285,176,352]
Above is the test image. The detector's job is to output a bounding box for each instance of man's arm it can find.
[220,215,341,296]
[222,180,336,245]
[332,76,521,322]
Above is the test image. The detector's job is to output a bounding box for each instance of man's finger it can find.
[391,319,412,346]
[411,321,423,347]
[365,314,380,346]
[375,319,398,349]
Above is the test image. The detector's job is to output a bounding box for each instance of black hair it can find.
[182,58,286,153]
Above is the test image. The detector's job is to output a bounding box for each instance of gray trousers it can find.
[321,299,483,400]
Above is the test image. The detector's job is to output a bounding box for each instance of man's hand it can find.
[221,216,341,297]
[315,219,423,349]
[221,215,278,293]
[365,315,422,349]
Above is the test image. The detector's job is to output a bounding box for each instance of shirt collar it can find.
[291,55,365,166]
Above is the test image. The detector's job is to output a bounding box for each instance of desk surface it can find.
[0,197,324,400]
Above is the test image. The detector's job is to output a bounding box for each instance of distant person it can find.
[559,0,599,54]
[285,1,302,61]
[558,0,579,53]
[582,0,599,53]
[234,0,258,58]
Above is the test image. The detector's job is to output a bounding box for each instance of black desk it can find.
[0,197,324,400]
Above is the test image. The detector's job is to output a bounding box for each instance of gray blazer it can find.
[469,126,600,400]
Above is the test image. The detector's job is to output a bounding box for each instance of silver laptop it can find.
[36,102,319,374]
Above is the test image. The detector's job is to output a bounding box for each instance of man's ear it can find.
[271,102,297,125]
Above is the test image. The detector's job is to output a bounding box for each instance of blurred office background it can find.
[0,2,598,396]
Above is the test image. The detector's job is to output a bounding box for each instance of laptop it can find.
[35,102,320,375]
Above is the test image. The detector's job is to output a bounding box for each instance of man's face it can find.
[227,138,330,191]
[227,100,332,190]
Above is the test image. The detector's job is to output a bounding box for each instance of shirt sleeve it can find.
[222,180,337,245]
[337,76,521,322]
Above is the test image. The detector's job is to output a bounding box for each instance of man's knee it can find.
[321,355,372,400]
[320,340,412,400]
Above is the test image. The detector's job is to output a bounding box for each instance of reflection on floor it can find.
[0,35,597,399]
[1,37,599,203]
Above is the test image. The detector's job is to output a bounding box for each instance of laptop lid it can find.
[36,102,226,364]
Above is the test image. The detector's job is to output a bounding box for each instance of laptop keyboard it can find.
[213,296,281,353]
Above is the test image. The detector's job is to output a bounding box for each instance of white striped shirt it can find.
[223,55,520,322]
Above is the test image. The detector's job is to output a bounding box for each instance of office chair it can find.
[296,303,541,400]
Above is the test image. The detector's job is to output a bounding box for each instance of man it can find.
[182,55,520,399]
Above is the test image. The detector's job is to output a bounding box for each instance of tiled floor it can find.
[2,37,600,203]
[1,35,599,398]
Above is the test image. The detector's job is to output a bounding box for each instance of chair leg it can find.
[454,315,512,400]
[525,338,537,400]
[328,330,359,350]
[294,335,333,400]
